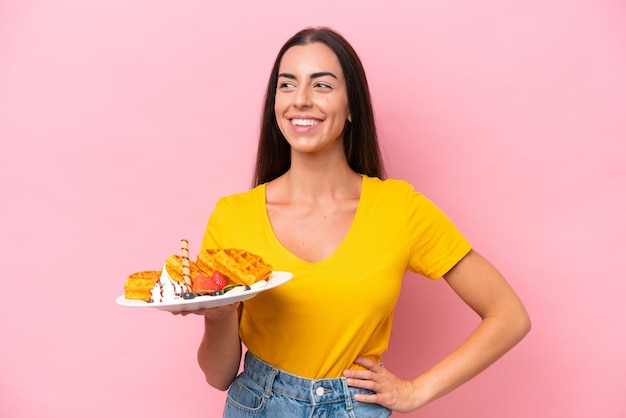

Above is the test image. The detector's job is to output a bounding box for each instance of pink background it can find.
[1,0,625,416]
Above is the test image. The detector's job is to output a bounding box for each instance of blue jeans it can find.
[223,352,392,417]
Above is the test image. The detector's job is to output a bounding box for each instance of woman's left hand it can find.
[343,357,421,413]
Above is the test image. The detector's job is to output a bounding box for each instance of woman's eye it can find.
[314,82,331,90]
[278,81,295,89]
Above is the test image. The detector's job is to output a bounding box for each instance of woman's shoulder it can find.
[363,175,421,196]
[215,184,265,209]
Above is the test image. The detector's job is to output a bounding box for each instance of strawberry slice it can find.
[192,271,227,294]
[192,273,218,293]
[211,271,227,290]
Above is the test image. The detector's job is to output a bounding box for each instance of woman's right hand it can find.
[171,301,241,319]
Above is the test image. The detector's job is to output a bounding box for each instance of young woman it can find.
[184,27,531,417]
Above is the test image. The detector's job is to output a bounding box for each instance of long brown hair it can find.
[253,27,385,187]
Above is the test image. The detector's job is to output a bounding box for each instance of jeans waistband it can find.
[243,351,355,407]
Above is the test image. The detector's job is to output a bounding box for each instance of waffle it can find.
[196,249,220,276]
[164,254,199,287]
[124,270,161,301]
[197,248,272,286]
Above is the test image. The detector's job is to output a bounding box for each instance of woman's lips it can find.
[290,118,321,127]
[289,117,322,132]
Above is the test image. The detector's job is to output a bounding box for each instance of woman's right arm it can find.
[193,302,242,391]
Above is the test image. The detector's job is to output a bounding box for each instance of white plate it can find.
[116,271,293,312]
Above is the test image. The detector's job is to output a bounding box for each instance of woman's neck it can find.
[268,159,362,204]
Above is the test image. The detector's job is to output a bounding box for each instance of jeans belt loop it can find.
[340,377,354,410]
[263,366,279,398]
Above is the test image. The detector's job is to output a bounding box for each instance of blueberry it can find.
[183,292,196,299]
[245,285,251,291]
[212,290,223,296]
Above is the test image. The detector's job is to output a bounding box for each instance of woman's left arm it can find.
[344,249,531,413]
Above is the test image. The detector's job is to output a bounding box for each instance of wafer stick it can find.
[180,239,192,291]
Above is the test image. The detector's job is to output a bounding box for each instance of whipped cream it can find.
[149,263,187,303]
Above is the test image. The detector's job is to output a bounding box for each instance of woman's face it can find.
[274,42,351,156]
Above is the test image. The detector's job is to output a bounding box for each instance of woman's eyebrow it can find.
[278,71,338,80]
[311,71,337,79]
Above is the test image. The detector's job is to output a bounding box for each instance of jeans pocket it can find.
[351,389,392,418]
[226,374,266,414]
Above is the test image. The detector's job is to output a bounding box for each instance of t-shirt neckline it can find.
[259,175,369,268]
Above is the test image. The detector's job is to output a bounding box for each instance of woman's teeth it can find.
[291,119,320,127]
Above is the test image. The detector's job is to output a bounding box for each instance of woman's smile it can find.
[290,118,321,127]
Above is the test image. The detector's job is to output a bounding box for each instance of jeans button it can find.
[315,386,324,396]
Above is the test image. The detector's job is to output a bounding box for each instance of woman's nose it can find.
[294,87,311,107]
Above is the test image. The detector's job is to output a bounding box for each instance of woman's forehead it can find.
[278,43,344,78]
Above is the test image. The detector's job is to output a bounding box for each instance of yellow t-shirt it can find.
[200,176,471,378]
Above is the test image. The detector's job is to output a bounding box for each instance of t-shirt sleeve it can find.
[406,190,472,279]
[199,199,226,253]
